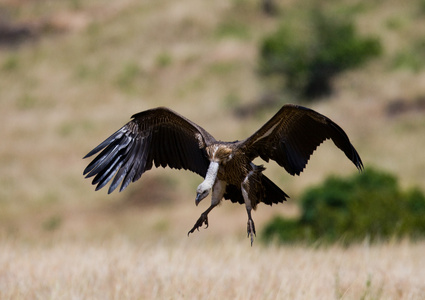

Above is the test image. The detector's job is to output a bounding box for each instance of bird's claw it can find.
[188,213,209,236]
[247,219,256,246]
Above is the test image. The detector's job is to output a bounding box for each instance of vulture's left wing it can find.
[238,104,363,175]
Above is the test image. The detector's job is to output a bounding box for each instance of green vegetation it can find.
[215,20,250,40]
[391,38,425,72]
[262,168,425,245]
[16,94,37,110]
[259,9,382,99]
[42,215,62,231]
[155,52,173,68]
[2,54,20,71]
[115,61,142,93]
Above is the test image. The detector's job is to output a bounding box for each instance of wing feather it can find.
[84,131,131,177]
[238,104,363,175]
[120,136,146,191]
[83,107,215,193]
[109,137,139,193]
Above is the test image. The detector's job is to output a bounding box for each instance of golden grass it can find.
[1,237,424,299]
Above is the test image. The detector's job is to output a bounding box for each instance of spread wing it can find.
[83,107,216,193]
[238,104,363,175]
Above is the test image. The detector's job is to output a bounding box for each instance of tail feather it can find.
[261,175,289,206]
[223,170,289,207]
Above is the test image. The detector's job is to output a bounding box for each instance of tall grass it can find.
[1,237,424,299]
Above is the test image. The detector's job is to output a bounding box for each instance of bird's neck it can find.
[203,161,219,189]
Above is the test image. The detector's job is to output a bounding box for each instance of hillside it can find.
[1,0,424,236]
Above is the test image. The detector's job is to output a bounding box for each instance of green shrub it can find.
[259,9,382,99]
[262,218,307,243]
[262,168,425,245]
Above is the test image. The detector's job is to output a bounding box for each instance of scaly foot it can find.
[247,218,256,246]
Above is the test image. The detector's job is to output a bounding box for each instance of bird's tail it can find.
[261,175,289,206]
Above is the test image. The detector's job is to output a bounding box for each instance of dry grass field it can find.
[1,238,425,299]
[1,0,425,298]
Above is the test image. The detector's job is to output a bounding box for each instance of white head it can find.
[195,182,211,206]
[195,161,219,205]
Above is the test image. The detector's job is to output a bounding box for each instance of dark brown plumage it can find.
[83,104,363,244]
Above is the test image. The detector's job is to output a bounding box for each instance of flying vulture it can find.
[83,104,363,244]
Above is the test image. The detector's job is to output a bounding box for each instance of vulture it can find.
[83,104,363,244]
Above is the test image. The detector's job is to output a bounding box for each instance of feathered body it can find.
[83,104,363,244]
[205,142,286,210]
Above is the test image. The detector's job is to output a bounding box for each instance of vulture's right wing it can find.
[83,107,216,194]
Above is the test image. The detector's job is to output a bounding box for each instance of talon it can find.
[188,213,209,237]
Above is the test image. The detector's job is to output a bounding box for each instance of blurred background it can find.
[1,0,425,298]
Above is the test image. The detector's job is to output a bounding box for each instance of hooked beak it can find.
[195,193,202,206]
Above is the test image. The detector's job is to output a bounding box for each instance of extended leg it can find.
[242,173,257,246]
[246,207,256,246]
[188,180,226,236]
[187,204,216,235]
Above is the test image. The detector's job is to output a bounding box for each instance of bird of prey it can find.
[83,104,363,244]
